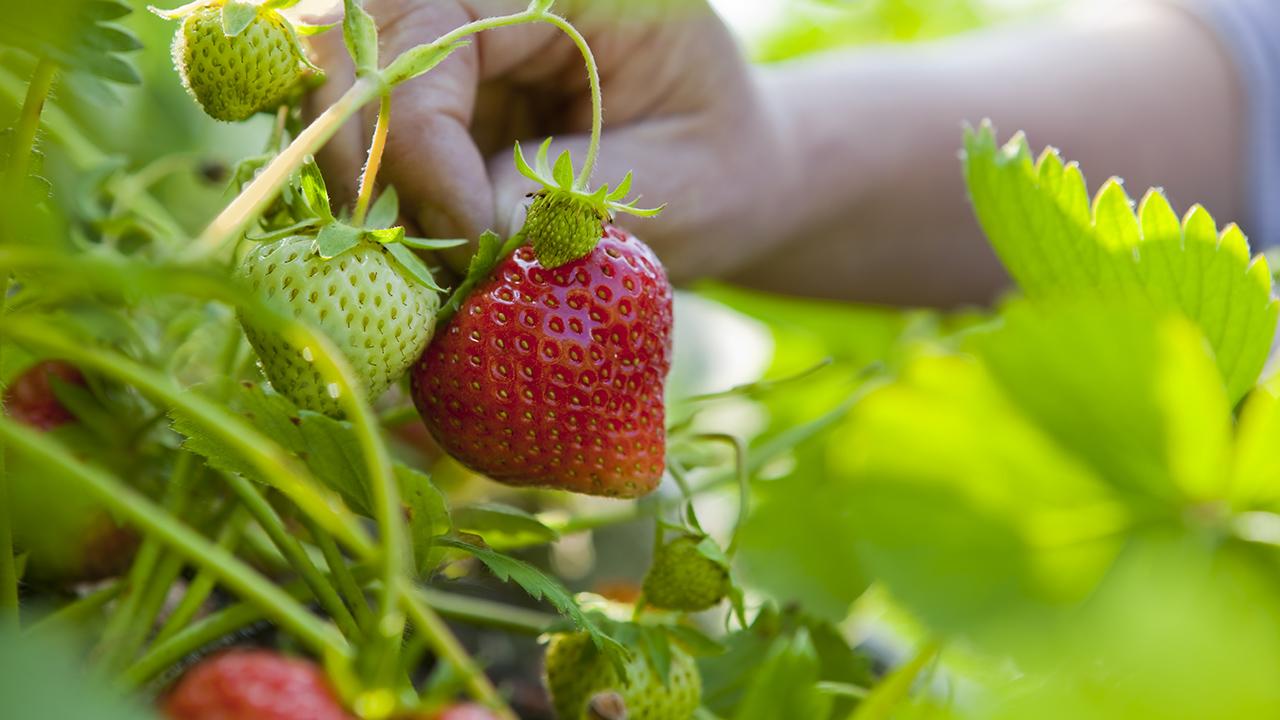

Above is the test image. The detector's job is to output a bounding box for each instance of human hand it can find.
[307,0,793,281]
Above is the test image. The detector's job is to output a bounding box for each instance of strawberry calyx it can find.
[148,0,326,70]
[514,139,662,269]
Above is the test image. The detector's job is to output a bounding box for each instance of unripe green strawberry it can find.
[168,1,310,122]
[524,191,610,269]
[544,632,701,720]
[642,535,730,612]
[237,235,440,416]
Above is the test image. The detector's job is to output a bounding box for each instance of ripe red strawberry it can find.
[430,704,502,720]
[164,649,353,720]
[411,141,671,497]
[4,359,83,430]
[411,227,672,498]
[4,361,138,583]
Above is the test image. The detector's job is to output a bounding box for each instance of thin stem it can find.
[416,586,555,636]
[97,453,200,668]
[0,314,376,559]
[24,581,122,638]
[154,508,248,644]
[223,473,363,641]
[540,13,602,186]
[187,77,383,261]
[0,58,59,625]
[398,581,515,720]
[0,417,348,659]
[353,93,391,226]
[124,601,270,689]
[4,59,57,191]
[695,433,749,555]
[302,514,374,632]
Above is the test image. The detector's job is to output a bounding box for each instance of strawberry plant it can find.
[3,1,1279,720]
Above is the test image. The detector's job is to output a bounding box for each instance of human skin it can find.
[309,0,1241,307]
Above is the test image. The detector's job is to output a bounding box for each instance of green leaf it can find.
[552,149,576,189]
[314,222,363,259]
[6,0,141,84]
[848,643,939,720]
[962,123,1278,403]
[221,1,258,37]
[341,0,379,75]
[528,0,556,12]
[395,464,451,576]
[383,40,470,86]
[385,242,446,292]
[439,536,620,655]
[172,381,371,514]
[401,237,468,251]
[299,161,334,221]
[365,186,399,230]
[452,503,560,549]
[972,299,1234,503]
[732,629,832,720]
[463,230,504,284]
[0,629,160,720]
[834,347,1127,636]
[363,226,404,246]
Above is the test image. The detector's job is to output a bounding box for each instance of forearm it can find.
[730,1,1241,307]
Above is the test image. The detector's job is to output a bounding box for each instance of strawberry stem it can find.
[353,92,392,226]
[0,416,349,659]
[152,507,249,644]
[540,13,602,187]
[399,582,517,720]
[0,57,59,626]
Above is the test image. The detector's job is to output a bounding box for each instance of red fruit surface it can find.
[4,360,85,430]
[164,650,353,720]
[411,226,673,498]
[434,704,502,720]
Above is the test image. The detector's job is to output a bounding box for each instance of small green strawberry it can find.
[236,233,441,416]
[515,139,662,268]
[154,0,315,122]
[642,534,731,613]
[544,631,701,720]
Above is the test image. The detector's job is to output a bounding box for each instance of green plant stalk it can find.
[187,76,384,260]
[0,58,59,624]
[124,599,272,689]
[0,65,186,243]
[0,416,348,659]
[153,507,248,644]
[399,581,515,720]
[539,13,602,186]
[352,92,391,226]
[695,433,749,555]
[4,59,57,191]
[24,580,122,638]
[302,513,374,632]
[223,472,362,640]
[0,311,375,559]
[193,6,598,261]
[97,453,200,668]
[112,548,188,668]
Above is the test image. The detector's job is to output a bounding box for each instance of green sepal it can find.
[314,222,362,259]
[401,237,468,250]
[342,0,379,76]
[221,1,258,37]
[385,242,445,293]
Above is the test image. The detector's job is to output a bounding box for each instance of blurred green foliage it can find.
[751,0,1057,61]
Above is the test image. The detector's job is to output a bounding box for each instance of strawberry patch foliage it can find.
[2,2,1279,720]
